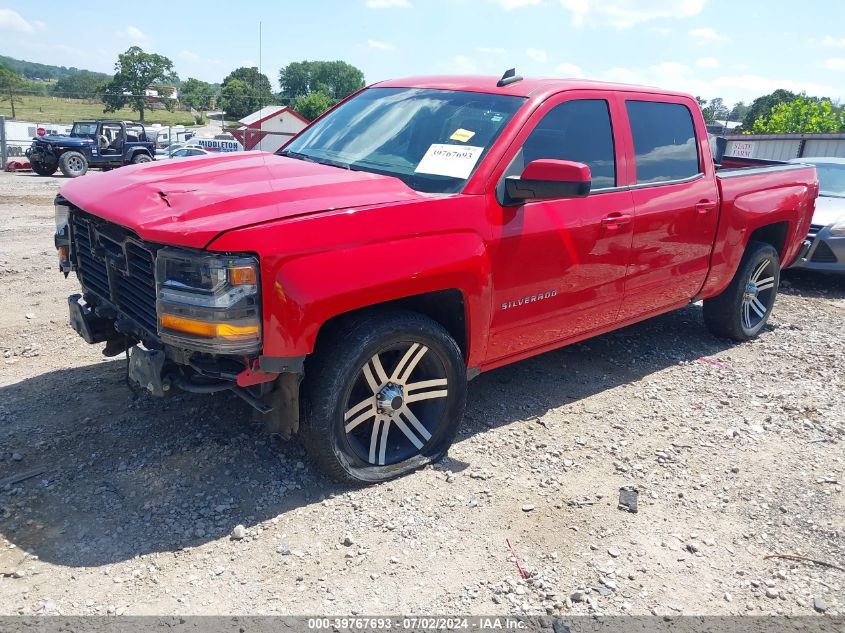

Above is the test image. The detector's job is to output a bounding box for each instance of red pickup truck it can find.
[55,73,817,483]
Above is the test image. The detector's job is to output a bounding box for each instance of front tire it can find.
[131,153,152,165]
[59,151,88,178]
[31,160,57,176]
[301,310,467,485]
[703,241,780,341]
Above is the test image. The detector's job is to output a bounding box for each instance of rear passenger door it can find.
[617,98,719,320]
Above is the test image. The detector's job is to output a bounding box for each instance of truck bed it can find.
[697,160,817,300]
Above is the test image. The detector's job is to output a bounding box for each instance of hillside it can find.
[0,54,111,82]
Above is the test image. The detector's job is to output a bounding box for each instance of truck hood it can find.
[813,195,845,227]
[59,152,432,248]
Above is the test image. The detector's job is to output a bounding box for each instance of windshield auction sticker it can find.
[415,144,484,179]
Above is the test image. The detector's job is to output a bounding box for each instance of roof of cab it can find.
[374,75,693,101]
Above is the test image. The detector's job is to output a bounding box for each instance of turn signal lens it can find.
[58,245,69,264]
[160,314,259,341]
[229,265,257,286]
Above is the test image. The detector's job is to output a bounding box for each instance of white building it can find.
[231,106,309,153]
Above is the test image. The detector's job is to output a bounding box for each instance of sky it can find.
[2,0,844,107]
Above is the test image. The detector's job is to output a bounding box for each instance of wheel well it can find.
[748,222,789,258]
[314,289,468,360]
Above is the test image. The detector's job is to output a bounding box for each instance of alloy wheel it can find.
[342,342,449,466]
[741,259,776,331]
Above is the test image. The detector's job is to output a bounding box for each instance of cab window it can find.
[625,101,700,184]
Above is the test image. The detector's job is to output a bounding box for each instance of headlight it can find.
[156,249,261,354]
[54,199,71,272]
[55,200,70,231]
[830,218,845,237]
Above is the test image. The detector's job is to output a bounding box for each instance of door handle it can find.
[601,213,632,229]
[695,201,717,214]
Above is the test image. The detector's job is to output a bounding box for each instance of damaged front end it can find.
[56,195,303,435]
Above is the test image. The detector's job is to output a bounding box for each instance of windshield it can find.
[71,123,97,136]
[280,87,525,193]
[811,162,845,198]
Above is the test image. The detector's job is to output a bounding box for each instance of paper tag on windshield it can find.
[449,128,476,142]
[414,144,484,179]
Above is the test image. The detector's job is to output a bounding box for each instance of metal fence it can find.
[723,133,845,161]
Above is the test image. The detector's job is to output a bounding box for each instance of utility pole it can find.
[0,115,7,170]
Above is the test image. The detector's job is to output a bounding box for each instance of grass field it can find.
[0,95,196,125]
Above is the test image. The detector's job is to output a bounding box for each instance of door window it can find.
[625,101,699,184]
[518,99,616,189]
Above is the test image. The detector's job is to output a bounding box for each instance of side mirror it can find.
[505,159,592,203]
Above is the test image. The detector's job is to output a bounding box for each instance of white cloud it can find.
[115,25,151,46]
[689,27,724,45]
[492,0,541,9]
[33,20,47,31]
[365,0,411,7]
[0,8,35,33]
[477,46,507,55]
[526,48,548,63]
[696,56,720,69]
[444,55,478,74]
[555,63,584,77]
[811,35,845,48]
[179,50,201,62]
[560,0,705,29]
[651,27,672,36]
[824,58,845,71]
[367,39,396,51]
[600,61,841,104]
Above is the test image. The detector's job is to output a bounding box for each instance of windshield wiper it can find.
[279,150,317,163]
[280,150,350,170]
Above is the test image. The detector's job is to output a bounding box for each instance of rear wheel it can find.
[31,160,57,176]
[703,241,780,341]
[301,310,466,485]
[131,153,152,165]
[59,151,88,178]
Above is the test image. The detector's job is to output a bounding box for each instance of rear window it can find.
[626,101,699,184]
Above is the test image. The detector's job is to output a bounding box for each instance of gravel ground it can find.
[0,170,842,617]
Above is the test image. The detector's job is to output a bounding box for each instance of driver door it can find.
[485,92,635,362]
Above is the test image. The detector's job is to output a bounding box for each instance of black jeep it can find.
[27,120,156,178]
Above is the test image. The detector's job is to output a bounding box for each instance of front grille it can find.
[70,211,158,336]
[811,241,838,264]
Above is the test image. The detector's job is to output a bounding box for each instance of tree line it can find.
[2,46,844,132]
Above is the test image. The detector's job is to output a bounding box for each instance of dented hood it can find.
[59,152,428,248]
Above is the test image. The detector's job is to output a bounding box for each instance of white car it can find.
[788,157,845,273]
[155,144,210,160]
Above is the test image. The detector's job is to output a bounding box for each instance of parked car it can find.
[155,143,206,160]
[54,73,817,484]
[787,157,845,273]
[27,120,155,177]
[168,146,211,158]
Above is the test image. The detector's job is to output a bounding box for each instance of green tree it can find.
[218,79,254,120]
[708,98,729,123]
[52,70,110,99]
[293,90,334,121]
[729,101,748,122]
[751,96,845,134]
[180,77,215,111]
[100,46,176,122]
[279,60,365,101]
[0,64,24,118]
[219,67,273,119]
[741,89,797,131]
